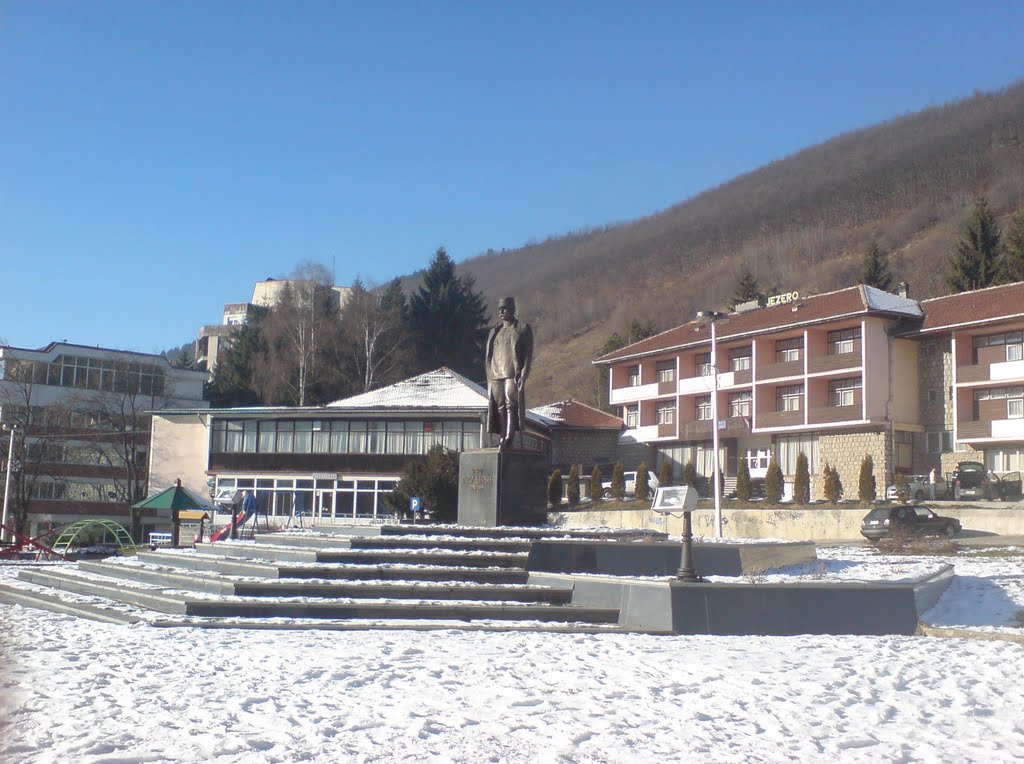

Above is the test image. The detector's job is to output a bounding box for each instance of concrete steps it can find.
[9,528,646,631]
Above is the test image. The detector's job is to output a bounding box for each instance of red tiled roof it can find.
[595,285,921,364]
[911,282,1024,335]
[529,399,624,429]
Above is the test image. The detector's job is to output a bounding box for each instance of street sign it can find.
[409,496,422,513]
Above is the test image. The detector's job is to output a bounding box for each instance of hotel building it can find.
[595,282,1024,497]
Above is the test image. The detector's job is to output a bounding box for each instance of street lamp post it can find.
[1,424,17,543]
[697,311,727,539]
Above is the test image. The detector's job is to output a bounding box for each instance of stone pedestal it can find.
[457,448,548,527]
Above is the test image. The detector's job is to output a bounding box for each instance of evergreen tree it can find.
[207,319,265,407]
[590,465,602,502]
[861,241,894,291]
[735,458,751,502]
[947,197,1001,293]
[548,469,563,507]
[894,473,910,504]
[657,459,672,489]
[858,454,877,503]
[996,208,1024,285]
[407,248,490,380]
[728,266,764,308]
[682,461,698,490]
[385,444,460,522]
[635,462,650,501]
[610,462,626,500]
[793,452,810,505]
[764,460,784,505]
[567,464,581,506]
[823,463,843,505]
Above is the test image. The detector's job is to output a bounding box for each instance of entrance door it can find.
[313,489,335,520]
[746,449,771,479]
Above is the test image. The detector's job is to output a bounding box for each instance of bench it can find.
[148,532,173,547]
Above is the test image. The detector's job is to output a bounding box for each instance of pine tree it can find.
[682,461,698,490]
[635,462,650,501]
[996,208,1024,285]
[735,458,751,502]
[728,266,764,308]
[862,241,894,291]
[793,452,810,505]
[610,462,626,500]
[207,319,266,406]
[823,463,843,505]
[566,464,581,506]
[407,248,491,379]
[764,460,784,505]
[947,197,1001,293]
[590,465,602,501]
[857,454,877,503]
[548,469,563,507]
[657,459,672,488]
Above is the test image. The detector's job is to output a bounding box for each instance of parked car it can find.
[950,461,993,500]
[860,504,961,542]
[886,474,949,502]
[600,470,660,500]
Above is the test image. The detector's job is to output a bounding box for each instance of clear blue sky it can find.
[2,1,1023,355]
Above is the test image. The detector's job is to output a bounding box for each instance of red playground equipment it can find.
[0,522,69,561]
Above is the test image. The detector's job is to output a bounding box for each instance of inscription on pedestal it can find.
[457,449,547,527]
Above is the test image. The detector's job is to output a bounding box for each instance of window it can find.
[729,347,751,371]
[625,405,639,428]
[1010,398,1024,419]
[775,337,802,363]
[974,387,1024,419]
[894,430,914,471]
[986,447,1024,472]
[974,331,1024,362]
[656,361,675,383]
[828,377,862,407]
[926,430,953,454]
[627,366,641,386]
[695,353,712,377]
[776,385,803,412]
[928,389,939,403]
[656,402,675,425]
[827,327,860,355]
[695,396,712,421]
[728,391,751,417]
[775,434,819,474]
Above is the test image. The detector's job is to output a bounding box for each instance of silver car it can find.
[886,474,948,502]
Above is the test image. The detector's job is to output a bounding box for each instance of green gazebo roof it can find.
[132,483,211,511]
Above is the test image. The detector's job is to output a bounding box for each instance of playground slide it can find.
[210,509,250,542]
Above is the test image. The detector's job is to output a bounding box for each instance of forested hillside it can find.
[447,82,1024,407]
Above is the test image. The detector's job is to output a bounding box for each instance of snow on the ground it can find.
[0,547,1023,763]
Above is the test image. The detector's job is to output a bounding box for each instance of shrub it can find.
[590,465,602,501]
[548,469,563,507]
[858,454,877,503]
[635,461,650,500]
[657,459,672,488]
[793,452,810,505]
[385,444,460,522]
[566,464,580,506]
[765,460,784,504]
[682,461,698,489]
[735,458,752,502]
[610,462,626,500]
[823,462,843,505]
[894,473,910,504]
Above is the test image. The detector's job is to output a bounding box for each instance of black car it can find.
[950,461,992,500]
[860,504,961,542]
[993,470,1023,501]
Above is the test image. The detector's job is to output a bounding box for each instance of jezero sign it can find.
[766,291,800,307]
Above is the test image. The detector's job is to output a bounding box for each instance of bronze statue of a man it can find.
[485,297,533,448]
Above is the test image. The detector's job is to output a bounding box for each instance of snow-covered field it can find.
[1,545,1023,763]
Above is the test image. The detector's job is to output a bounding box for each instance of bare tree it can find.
[342,278,410,392]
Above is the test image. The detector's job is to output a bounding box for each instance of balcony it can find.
[957,418,1024,441]
[957,359,1024,385]
[609,382,658,405]
[678,417,751,441]
[807,353,860,375]
[807,405,862,425]
[756,410,803,428]
[756,360,803,381]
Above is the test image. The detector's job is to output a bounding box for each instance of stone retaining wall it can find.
[549,504,1024,540]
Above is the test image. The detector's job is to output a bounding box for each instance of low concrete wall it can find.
[549,504,1024,540]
